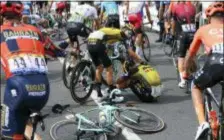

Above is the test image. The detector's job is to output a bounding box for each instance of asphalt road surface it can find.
[1,31,222,140]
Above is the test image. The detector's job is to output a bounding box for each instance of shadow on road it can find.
[159,94,191,105]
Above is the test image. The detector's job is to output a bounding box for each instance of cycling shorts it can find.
[193,53,224,90]
[2,74,50,137]
[128,13,143,33]
[66,22,91,42]
[87,41,112,68]
[105,14,120,29]
[178,32,194,57]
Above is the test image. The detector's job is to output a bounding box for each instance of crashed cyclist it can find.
[87,27,146,103]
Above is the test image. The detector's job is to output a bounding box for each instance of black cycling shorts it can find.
[178,32,194,57]
[193,53,224,90]
[66,22,91,42]
[105,14,120,29]
[87,41,112,68]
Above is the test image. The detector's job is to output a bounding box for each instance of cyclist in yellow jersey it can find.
[87,27,144,102]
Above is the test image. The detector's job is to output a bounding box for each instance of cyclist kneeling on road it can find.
[184,2,224,140]
[1,1,49,140]
[87,27,145,103]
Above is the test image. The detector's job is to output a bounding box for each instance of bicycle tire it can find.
[204,92,213,140]
[70,60,95,104]
[50,120,107,140]
[162,34,173,56]
[142,33,151,62]
[114,107,165,133]
[62,53,72,89]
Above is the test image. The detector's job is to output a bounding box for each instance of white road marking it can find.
[91,90,142,140]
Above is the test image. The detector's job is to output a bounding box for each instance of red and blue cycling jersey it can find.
[0,22,48,79]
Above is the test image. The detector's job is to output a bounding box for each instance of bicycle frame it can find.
[75,104,142,134]
[204,84,224,139]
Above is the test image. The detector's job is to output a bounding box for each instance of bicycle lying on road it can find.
[50,89,165,140]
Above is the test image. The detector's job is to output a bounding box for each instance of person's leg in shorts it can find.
[1,74,49,140]
[192,57,224,139]
[178,33,193,88]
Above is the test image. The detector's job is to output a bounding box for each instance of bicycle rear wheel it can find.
[50,120,107,140]
[142,33,151,62]
[114,107,165,133]
[204,92,213,140]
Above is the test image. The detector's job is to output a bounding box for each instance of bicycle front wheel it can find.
[114,108,165,133]
[70,60,95,104]
[50,120,107,140]
[142,33,151,62]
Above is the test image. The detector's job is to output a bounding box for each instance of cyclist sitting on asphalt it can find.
[169,1,196,88]
[124,1,152,60]
[100,1,120,29]
[183,2,224,140]
[0,1,49,140]
[87,27,145,103]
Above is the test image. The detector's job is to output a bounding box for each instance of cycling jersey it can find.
[189,24,223,56]
[128,2,148,16]
[1,22,47,79]
[101,2,119,16]
[1,22,49,138]
[68,4,98,28]
[189,23,224,90]
[22,2,32,15]
[128,2,148,31]
[172,2,196,33]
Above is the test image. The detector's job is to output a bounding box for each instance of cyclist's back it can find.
[0,1,49,139]
[100,2,120,28]
[67,2,98,44]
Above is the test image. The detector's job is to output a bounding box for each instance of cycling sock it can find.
[108,85,116,92]
[95,83,103,97]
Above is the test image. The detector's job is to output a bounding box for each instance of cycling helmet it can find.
[0,1,23,16]
[205,2,224,17]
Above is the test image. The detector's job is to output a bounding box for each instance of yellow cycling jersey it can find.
[99,27,123,44]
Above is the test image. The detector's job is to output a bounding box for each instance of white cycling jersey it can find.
[68,4,98,23]
[128,2,148,14]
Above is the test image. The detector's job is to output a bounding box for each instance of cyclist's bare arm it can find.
[184,31,202,74]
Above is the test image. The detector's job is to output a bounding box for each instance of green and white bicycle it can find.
[50,90,165,140]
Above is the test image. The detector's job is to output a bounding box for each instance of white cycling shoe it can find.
[195,122,210,140]
[178,80,186,88]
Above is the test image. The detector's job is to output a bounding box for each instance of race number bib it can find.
[181,24,196,32]
[69,13,84,23]
[8,53,48,75]
[212,43,224,54]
